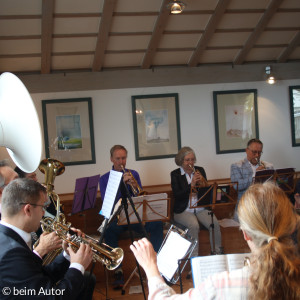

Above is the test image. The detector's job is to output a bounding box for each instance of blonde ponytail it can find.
[238,182,300,300]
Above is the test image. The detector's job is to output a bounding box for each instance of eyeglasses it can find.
[20,201,50,211]
[184,158,195,162]
[247,148,263,155]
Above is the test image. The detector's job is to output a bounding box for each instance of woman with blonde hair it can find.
[130,182,300,299]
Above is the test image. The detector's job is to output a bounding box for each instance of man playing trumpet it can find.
[230,138,273,221]
[99,145,163,289]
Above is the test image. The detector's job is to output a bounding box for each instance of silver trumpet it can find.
[256,157,265,168]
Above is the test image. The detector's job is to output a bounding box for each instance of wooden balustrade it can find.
[59,173,300,235]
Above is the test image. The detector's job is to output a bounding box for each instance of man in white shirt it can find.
[0,178,94,299]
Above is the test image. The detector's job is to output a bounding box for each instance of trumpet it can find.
[40,218,124,271]
[189,164,208,190]
[256,158,265,168]
[121,165,147,196]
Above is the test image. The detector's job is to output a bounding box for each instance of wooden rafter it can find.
[277,31,300,63]
[41,0,54,74]
[92,0,116,72]
[141,0,170,69]
[234,0,284,65]
[188,0,231,67]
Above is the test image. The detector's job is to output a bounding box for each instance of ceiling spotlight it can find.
[168,0,186,14]
[265,66,276,85]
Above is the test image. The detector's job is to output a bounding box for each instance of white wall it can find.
[1,78,300,194]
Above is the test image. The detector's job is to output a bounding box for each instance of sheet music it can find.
[191,253,250,287]
[144,200,168,221]
[157,231,191,281]
[118,193,169,224]
[118,199,143,225]
[99,170,122,219]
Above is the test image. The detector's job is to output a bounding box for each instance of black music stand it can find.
[191,182,238,254]
[275,168,295,195]
[72,174,100,215]
[254,169,275,184]
[119,180,148,299]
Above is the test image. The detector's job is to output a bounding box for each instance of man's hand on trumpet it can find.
[34,231,62,257]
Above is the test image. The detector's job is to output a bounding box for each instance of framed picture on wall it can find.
[289,85,300,147]
[42,97,96,166]
[132,93,181,160]
[213,89,259,154]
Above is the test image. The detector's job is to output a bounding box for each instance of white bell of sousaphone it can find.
[0,72,42,172]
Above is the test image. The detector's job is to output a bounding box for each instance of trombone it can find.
[121,165,147,196]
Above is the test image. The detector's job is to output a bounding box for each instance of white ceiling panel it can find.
[199,49,238,64]
[0,19,41,36]
[158,33,200,49]
[106,36,150,51]
[55,0,103,13]
[153,51,192,66]
[0,57,40,72]
[53,37,97,52]
[103,53,143,68]
[0,39,40,55]
[52,55,94,70]
[54,18,100,34]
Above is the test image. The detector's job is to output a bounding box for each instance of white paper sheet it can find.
[157,231,191,281]
[99,170,122,219]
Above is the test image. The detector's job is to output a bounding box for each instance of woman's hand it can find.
[130,238,160,279]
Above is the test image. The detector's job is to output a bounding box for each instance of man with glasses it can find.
[0,160,63,260]
[230,138,273,221]
[0,178,95,299]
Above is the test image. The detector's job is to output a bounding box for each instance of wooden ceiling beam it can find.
[92,0,116,72]
[233,0,284,65]
[41,0,54,74]
[141,0,170,69]
[188,0,231,67]
[277,31,300,63]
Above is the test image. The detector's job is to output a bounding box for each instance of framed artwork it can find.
[213,89,259,154]
[132,93,181,160]
[289,85,300,147]
[42,97,96,166]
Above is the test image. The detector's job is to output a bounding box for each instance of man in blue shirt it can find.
[99,145,163,289]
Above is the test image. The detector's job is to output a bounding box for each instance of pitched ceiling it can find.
[0,0,300,75]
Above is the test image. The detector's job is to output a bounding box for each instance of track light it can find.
[265,66,276,85]
[168,0,186,14]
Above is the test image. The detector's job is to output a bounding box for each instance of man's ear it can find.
[23,204,31,217]
[242,230,252,241]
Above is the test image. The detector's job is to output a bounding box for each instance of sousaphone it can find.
[0,72,42,172]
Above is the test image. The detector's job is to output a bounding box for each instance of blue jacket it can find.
[230,158,273,201]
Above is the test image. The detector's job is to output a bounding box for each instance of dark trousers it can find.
[104,219,163,252]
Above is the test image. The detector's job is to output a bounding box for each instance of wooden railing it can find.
[59,173,300,234]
